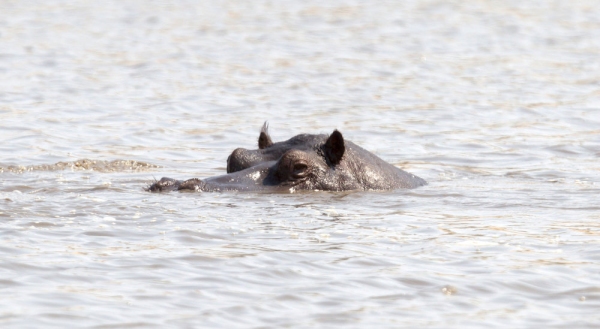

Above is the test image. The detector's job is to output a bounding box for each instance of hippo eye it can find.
[292,162,308,179]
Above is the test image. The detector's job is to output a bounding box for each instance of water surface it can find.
[1,0,599,328]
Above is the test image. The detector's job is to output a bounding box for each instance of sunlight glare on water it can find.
[0,0,599,328]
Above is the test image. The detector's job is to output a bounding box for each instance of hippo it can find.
[148,123,426,193]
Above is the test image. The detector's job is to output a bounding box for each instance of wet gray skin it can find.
[148,123,426,192]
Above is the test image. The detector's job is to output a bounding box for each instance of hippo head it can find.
[226,122,329,174]
[148,123,426,193]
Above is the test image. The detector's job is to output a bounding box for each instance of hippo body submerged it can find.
[149,124,426,193]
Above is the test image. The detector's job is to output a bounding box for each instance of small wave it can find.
[0,159,161,173]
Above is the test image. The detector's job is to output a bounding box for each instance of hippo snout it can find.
[148,177,181,192]
[147,177,205,192]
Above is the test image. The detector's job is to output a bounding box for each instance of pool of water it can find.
[1,0,599,327]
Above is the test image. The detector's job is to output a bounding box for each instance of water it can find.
[1,0,599,327]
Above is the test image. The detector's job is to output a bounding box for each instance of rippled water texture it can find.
[1,0,599,328]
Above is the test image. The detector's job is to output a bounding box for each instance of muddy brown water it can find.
[1,1,599,328]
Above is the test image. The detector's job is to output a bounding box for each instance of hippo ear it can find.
[324,130,345,166]
[258,121,273,149]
